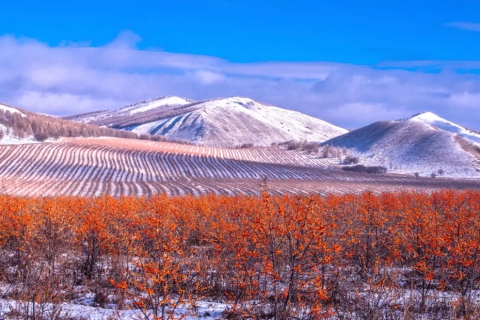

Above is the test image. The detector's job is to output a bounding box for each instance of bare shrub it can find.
[34,132,49,142]
[437,168,445,175]
[342,165,387,174]
[239,143,254,148]
[139,134,151,140]
[151,135,168,142]
[343,156,359,165]
[287,140,301,150]
[414,172,420,178]
[300,142,319,153]
[321,144,330,158]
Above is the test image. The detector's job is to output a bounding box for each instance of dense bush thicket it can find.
[1,190,480,319]
[239,142,254,148]
[284,140,321,153]
[343,155,359,164]
[342,164,387,174]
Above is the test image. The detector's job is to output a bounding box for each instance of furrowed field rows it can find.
[0,139,479,196]
[66,137,338,168]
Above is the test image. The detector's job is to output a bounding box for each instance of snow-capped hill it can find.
[68,96,348,147]
[127,96,348,146]
[324,115,480,178]
[409,111,480,146]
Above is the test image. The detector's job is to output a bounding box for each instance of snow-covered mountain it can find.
[324,112,480,178]
[67,96,348,147]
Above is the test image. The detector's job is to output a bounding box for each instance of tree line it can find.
[0,108,183,143]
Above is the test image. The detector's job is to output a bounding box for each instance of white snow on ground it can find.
[0,299,228,319]
[66,111,111,123]
[0,123,41,147]
[0,103,26,118]
[410,111,480,146]
[325,112,480,178]
[124,96,193,115]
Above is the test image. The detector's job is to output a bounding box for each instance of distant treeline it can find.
[0,107,190,144]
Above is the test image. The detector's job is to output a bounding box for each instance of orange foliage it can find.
[0,190,479,318]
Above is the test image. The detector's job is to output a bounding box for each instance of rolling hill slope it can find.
[67,96,348,147]
[324,112,480,178]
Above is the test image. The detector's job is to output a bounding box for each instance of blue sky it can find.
[1,0,480,128]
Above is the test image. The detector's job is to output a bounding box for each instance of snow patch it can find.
[126,96,192,115]
[0,103,26,118]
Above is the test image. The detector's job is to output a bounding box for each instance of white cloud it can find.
[448,92,480,109]
[190,70,226,84]
[446,22,480,32]
[1,32,480,129]
[322,103,406,128]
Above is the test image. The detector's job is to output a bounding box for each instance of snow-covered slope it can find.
[123,96,193,115]
[69,96,348,147]
[63,96,193,123]
[0,103,37,144]
[410,111,480,146]
[324,112,480,178]
[0,103,26,118]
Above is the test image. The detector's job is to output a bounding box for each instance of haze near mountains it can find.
[66,96,348,147]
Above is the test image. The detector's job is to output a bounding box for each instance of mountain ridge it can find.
[67,96,349,147]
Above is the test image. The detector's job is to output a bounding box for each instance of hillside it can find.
[66,96,348,147]
[0,102,166,145]
[324,112,480,178]
[410,111,480,146]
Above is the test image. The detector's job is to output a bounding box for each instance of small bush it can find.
[34,132,49,142]
[437,169,444,175]
[342,165,387,174]
[431,172,437,178]
[139,134,151,140]
[287,141,301,150]
[343,156,359,165]
[301,142,319,154]
[151,135,167,142]
[414,172,420,178]
[240,143,254,148]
